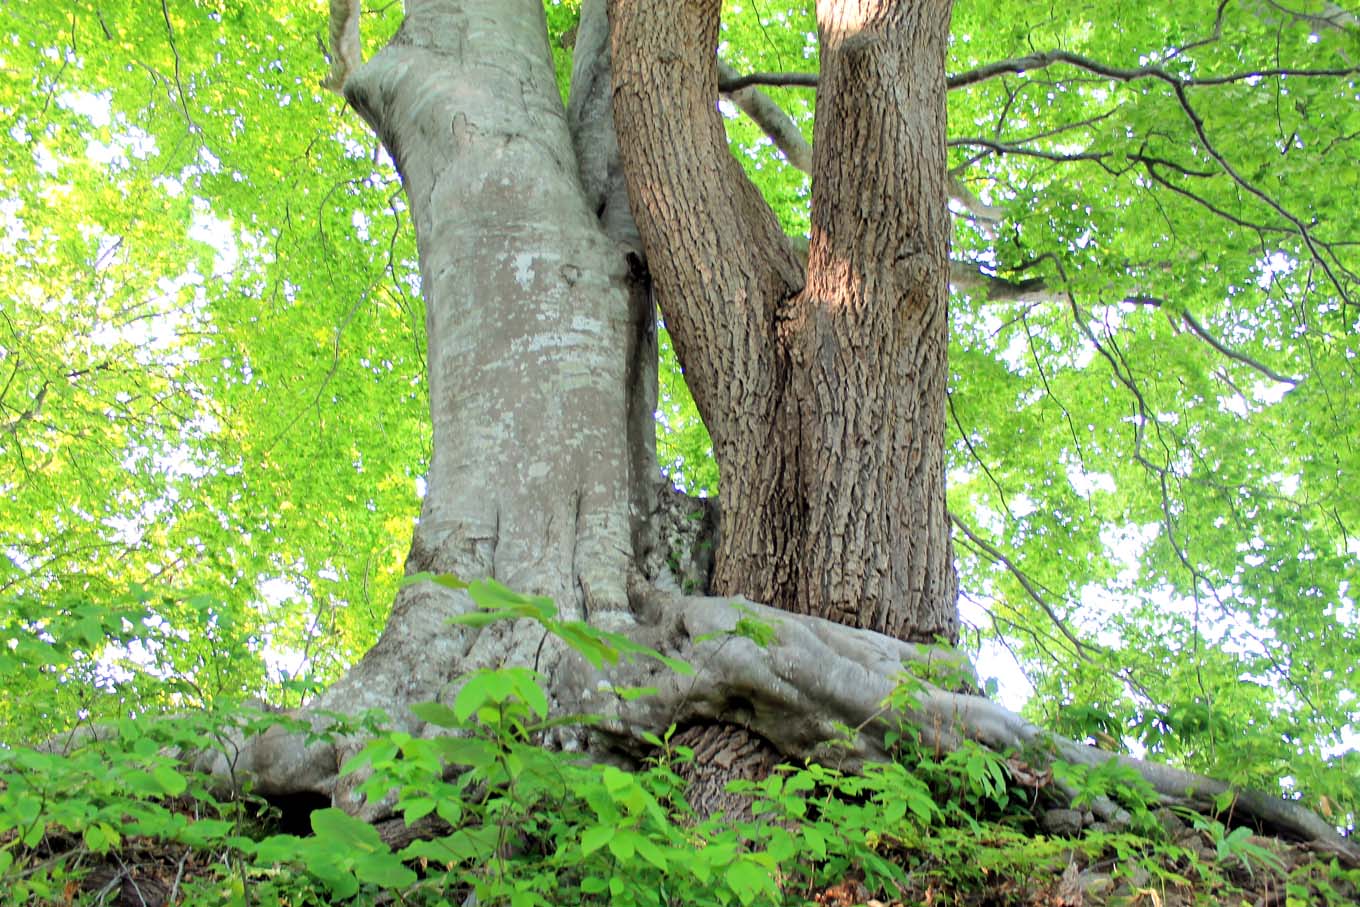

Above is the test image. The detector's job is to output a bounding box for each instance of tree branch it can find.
[609,0,803,445]
[947,49,1360,91]
[717,70,818,92]
[322,0,363,93]
[949,513,1096,660]
[717,59,811,172]
[949,263,1299,385]
[716,54,1360,93]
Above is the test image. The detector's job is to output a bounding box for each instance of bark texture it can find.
[610,0,958,642]
[198,0,657,815]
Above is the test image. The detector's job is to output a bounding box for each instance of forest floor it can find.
[812,825,1357,907]
[39,803,1358,907]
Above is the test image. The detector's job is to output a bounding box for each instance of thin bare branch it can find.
[948,49,1360,91]
[949,512,1097,660]
[717,70,817,92]
[716,53,1360,93]
[954,258,1299,390]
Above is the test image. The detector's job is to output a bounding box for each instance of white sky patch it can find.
[1252,380,1292,405]
[0,197,23,256]
[1069,342,1095,369]
[1101,522,1159,583]
[32,143,60,177]
[352,208,371,242]
[976,640,1034,711]
[1255,250,1297,290]
[262,643,310,684]
[189,204,239,276]
[1076,586,1129,646]
[1218,392,1251,418]
[959,594,1035,711]
[1269,472,1301,497]
[86,126,158,168]
[257,576,301,608]
[255,577,319,684]
[5,546,35,572]
[91,271,203,353]
[1066,464,1116,499]
[196,146,223,175]
[58,89,159,166]
[58,90,113,127]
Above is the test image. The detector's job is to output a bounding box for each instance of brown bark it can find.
[609,0,958,642]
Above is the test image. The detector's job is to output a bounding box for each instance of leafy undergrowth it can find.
[3,586,1356,906]
[3,724,1356,907]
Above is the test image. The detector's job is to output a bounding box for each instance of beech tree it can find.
[3,0,1358,860]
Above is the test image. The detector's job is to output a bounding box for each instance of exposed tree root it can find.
[609,584,1358,862]
[169,577,1358,863]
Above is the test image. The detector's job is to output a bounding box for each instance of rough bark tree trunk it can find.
[609,0,958,643]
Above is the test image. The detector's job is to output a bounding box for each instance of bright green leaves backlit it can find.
[2,0,425,723]
[937,0,1359,818]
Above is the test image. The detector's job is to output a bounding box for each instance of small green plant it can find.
[1190,816,1286,879]
[1053,757,1160,818]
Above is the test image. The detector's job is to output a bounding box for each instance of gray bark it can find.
[199,0,653,815]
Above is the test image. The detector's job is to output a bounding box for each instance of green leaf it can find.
[151,764,188,796]
[82,822,119,853]
[352,850,417,888]
[410,700,463,728]
[308,856,360,899]
[632,833,669,870]
[311,807,383,854]
[404,826,500,864]
[253,834,307,865]
[580,824,614,855]
[398,796,436,824]
[725,858,777,906]
[607,830,636,860]
[454,671,507,722]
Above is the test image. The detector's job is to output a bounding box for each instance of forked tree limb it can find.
[717,60,1002,224]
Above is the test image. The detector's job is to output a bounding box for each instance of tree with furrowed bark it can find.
[4,0,1358,862]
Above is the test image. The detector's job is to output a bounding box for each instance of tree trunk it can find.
[202,0,662,814]
[609,0,958,643]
